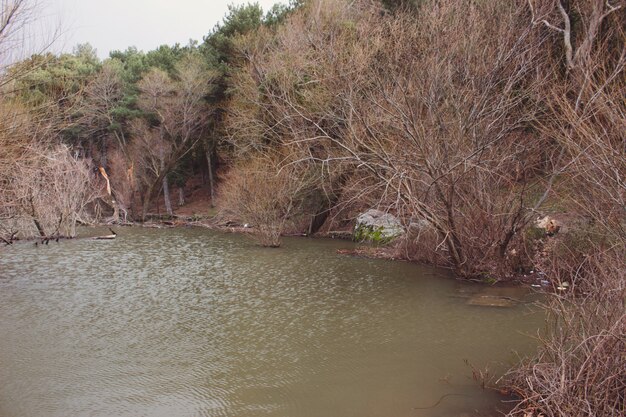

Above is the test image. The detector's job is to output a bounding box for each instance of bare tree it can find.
[80,61,127,157]
[1,0,35,71]
[527,0,624,73]
[79,61,133,221]
[134,55,213,220]
[1,0,61,89]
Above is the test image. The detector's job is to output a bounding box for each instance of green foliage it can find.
[11,46,101,107]
[264,0,305,26]
[109,47,148,84]
[97,45,203,155]
[109,43,196,83]
[555,223,610,256]
[354,224,398,245]
[145,44,189,76]
[201,3,264,66]
[525,225,546,241]
[72,43,99,63]
[379,0,421,12]
[478,273,498,285]
[200,0,302,94]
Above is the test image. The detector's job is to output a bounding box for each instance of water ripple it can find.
[0,227,541,417]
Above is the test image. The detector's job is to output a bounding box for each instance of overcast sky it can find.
[45,0,283,59]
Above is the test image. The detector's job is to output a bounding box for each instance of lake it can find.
[0,227,542,417]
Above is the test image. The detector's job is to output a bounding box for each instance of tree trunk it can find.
[69,212,77,238]
[98,167,119,223]
[28,196,46,238]
[163,176,173,216]
[128,190,137,220]
[308,208,330,236]
[178,187,185,207]
[33,219,46,238]
[111,196,120,222]
[205,140,216,208]
[142,182,156,221]
[100,136,108,169]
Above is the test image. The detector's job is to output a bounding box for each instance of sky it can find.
[44,0,283,59]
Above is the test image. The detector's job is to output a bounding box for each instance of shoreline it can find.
[4,215,552,291]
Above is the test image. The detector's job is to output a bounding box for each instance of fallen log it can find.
[92,228,117,240]
[92,235,116,240]
[1,231,18,245]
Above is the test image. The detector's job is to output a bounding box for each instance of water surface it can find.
[0,227,541,417]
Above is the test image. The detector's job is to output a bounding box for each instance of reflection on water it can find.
[0,227,541,417]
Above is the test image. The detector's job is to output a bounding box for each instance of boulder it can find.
[467,295,517,308]
[354,209,404,243]
[407,218,433,237]
[464,286,528,308]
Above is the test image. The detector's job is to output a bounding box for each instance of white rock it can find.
[355,209,404,242]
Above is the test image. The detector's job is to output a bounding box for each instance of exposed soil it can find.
[148,175,217,219]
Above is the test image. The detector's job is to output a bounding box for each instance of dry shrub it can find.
[2,141,96,239]
[532,221,612,288]
[0,98,96,240]
[0,102,32,241]
[506,105,626,416]
[318,172,393,234]
[226,0,555,279]
[394,222,447,267]
[503,2,626,414]
[505,245,625,417]
[15,144,96,237]
[218,155,320,247]
[342,1,553,279]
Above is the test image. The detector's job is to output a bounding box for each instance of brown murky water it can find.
[0,227,542,417]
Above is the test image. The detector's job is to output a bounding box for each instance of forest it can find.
[1,0,624,416]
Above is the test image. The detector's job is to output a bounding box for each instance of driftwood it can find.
[0,231,18,245]
[92,228,117,240]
